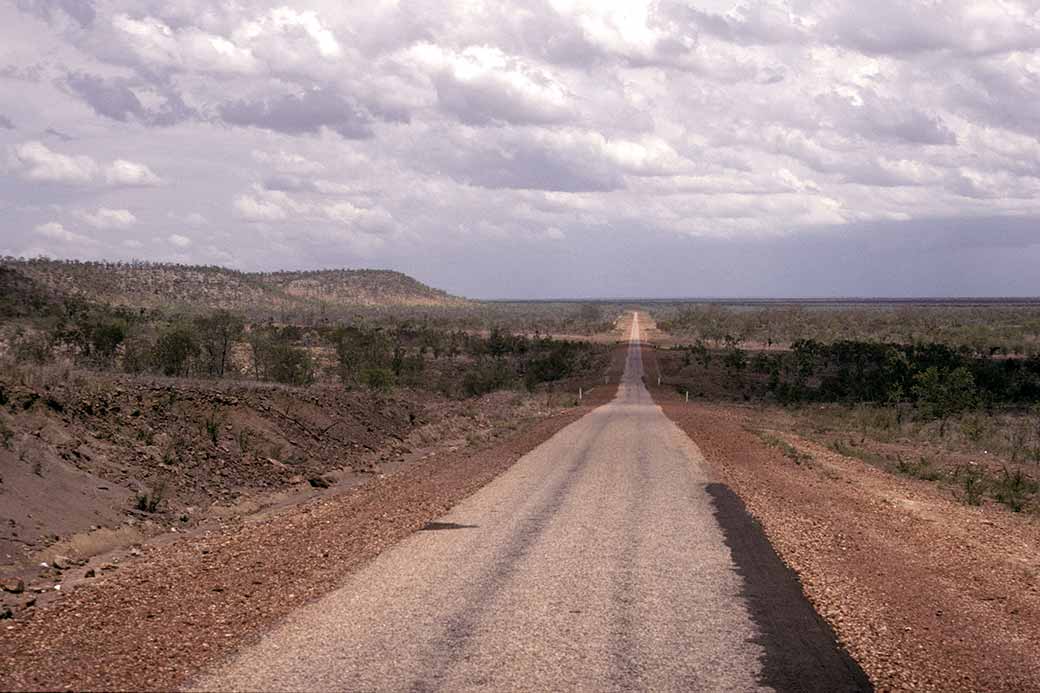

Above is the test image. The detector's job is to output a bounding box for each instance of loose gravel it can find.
[0,385,616,692]
[651,370,1040,693]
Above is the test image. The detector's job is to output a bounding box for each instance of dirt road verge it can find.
[0,381,618,691]
[649,358,1040,691]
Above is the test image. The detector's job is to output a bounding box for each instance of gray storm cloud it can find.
[1,0,1039,297]
[220,88,375,139]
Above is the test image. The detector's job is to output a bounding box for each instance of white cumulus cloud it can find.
[9,141,97,183]
[80,207,138,229]
[34,221,90,243]
[105,159,162,187]
[6,141,161,188]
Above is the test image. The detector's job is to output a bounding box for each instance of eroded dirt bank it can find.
[0,377,618,691]
[644,346,1040,693]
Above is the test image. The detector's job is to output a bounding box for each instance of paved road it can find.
[194,314,868,692]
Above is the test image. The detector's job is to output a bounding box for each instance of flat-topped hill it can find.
[1,259,466,314]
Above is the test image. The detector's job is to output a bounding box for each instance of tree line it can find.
[4,290,605,398]
[672,337,1040,433]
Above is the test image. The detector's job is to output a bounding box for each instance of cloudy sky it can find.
[2,0,1040,298]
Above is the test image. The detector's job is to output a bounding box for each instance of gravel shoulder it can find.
[646,349,1040,692]
[0,381,618,691]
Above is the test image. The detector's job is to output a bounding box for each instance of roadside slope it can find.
[0,382,617,691]
[647,355,1040,692]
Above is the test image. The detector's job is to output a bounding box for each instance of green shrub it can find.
[761,432,812,465]
[134,480,166,513]
[913,366,978,421]
[267,343,314,385]
[250,332,314,385]
[88,319,126,365]
[465,361,514,397]
[0,419,12,449]
[723,347,747,372]
[994,467,1037,512]
[524,344,575,387]
[153,324,200,377]
[12,329,51,364]
[895,455,942,481]
[361,367,395,391]
[957,465,985,506]
[194,311,244,377]
[203,410,222,445]
[959,414,989,443]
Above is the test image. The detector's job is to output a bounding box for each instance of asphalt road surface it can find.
[194,314,869,692]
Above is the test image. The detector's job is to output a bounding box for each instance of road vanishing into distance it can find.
[194,314,869,692]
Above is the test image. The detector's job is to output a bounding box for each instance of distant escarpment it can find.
[1,258,467,315]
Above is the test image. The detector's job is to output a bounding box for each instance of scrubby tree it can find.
[723,346,747,373]
[912,366,978,436]
[524,342,576,387]
[154,324,200,377]
[250,330,314,385]
[194,310,244,377]
[692,340,711,368]
[333,326,392,384]
[121,327,155,374]
[361,367,395,391]
[88,319,127,366]
[578,303,603,323]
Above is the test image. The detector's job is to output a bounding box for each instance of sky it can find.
[1,0,1040,299]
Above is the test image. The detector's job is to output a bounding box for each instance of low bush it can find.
[134,480,167,513]
[361,367,395,391]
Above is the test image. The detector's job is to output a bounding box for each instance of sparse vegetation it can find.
[756,431,813,465]
[993,467,1038,512]
[957,465,986,506]
[360,367,395,392]
[651,301,1040,515]
[655,301,1040,355]
[0,420,12,449]
[895,455,942,481]
[203,410,222,445]
[134,481,167,513]
[235,427,251,453]
[153,324,201,377]
[0,260,618,402]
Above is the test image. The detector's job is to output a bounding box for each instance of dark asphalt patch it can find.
[706,482,873,693]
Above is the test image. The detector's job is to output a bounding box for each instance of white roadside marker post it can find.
[686,390,689,403]
[579,387,583,402]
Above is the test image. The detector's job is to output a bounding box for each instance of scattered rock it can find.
[2,578,25,594]
[84,568,96,578]
[308,476,331,489]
